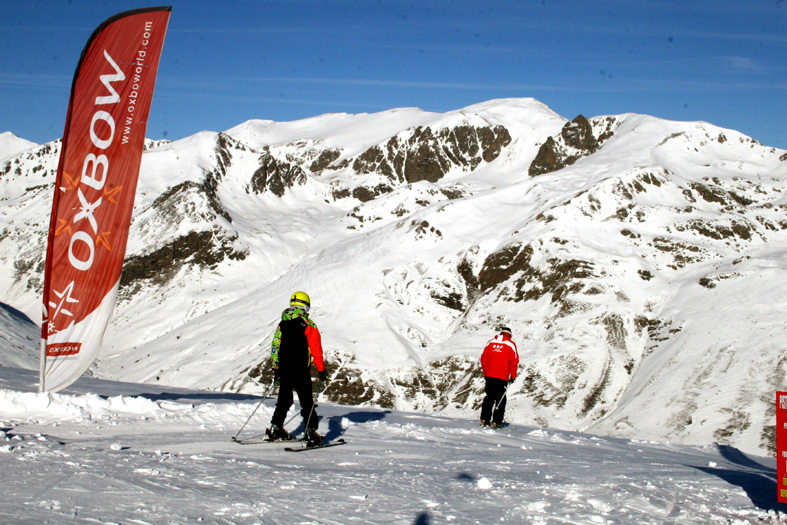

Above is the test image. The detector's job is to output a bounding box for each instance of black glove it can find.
[508,377,515,385]
[318,370,328,383]
[273,368,281,382]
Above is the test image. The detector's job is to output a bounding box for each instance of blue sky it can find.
[2,0,785,148]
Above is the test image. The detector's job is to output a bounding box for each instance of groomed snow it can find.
[1,366,784,524]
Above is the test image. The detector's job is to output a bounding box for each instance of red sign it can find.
[778,391,787,503]
[41,7,170,392]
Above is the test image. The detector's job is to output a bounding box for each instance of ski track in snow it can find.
[0,368,785,524]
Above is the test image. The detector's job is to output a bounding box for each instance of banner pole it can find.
[39,338,46,393]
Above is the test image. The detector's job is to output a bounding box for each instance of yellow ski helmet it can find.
[290,291,311,310]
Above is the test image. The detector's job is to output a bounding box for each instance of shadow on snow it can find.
[691,444,787,513]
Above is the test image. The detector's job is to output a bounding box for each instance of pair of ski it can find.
[232,435,346,452]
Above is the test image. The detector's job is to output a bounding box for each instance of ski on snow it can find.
[284,438,347,452]
[231,436,300,445]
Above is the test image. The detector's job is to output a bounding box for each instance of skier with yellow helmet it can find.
[266,291,328,446]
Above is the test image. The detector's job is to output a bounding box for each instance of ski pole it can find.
[232,378,279,442]
[283,375,338,429]
[303,378,323,432]
[492,383,510,416]
[282,378,330,429]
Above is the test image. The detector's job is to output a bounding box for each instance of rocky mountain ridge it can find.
[1,98,785,455]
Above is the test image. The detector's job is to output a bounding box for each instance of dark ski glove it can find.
[273,368,281,382]
[508,377,515,385]
[318,370,328,383]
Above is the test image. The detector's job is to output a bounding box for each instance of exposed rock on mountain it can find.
[529,115,617,176]
[353,124,511,183]
[249,154,309,197]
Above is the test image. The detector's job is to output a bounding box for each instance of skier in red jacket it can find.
[480,327,519,428]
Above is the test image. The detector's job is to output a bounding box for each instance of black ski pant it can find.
[480,377,508,425]
[271,371,318,430]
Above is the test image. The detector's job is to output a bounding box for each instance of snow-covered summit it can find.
[1,97,785,457]
[0,131,37,162]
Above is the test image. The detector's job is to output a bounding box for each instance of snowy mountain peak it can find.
[1,97,785,457]
[0,131,38,162]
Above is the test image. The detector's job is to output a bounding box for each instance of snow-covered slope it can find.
[1,98,785,457]
[0,366,783,523]
[0,304,38,370]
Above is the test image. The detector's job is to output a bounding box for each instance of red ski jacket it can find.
[481,333,519,381]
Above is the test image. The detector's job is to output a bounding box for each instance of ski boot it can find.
[304,428,323,447]
[265,424,291,441]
